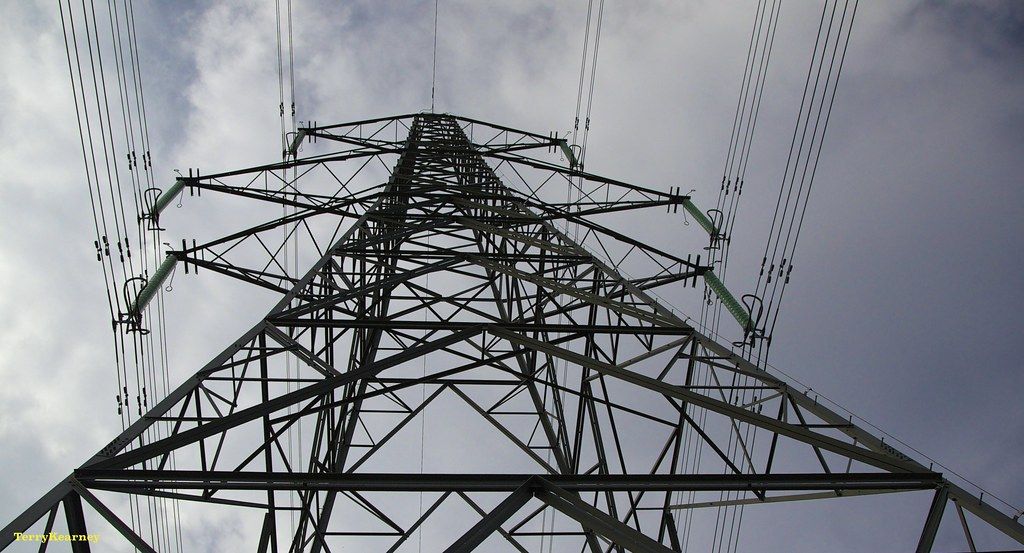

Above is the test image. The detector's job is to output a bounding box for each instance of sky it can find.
[1,1,1023,552]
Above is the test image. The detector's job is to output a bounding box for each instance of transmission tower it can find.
[3,114,1022,552]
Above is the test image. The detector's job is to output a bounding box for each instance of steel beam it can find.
[916,485,949,553]
[443,484,535,552]
[75,471,941,493]
[60,492,90,553]
[534,479,674,553]
[71,483,156,553]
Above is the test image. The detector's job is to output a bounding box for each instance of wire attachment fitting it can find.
[733,293,767,349]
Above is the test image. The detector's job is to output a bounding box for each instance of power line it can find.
[578,0,605,172]
[431,0,439,112]
[572,0,595,148]
[57,0,182,547]
[752,0,860,366]
[686,4,782,551]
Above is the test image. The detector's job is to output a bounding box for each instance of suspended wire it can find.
[105,0,143,278]
[430,0,439,112]
[118,3,152,544]
[699,0,767,339]
[292,2,304,537]
[287,0,304,541]
[759,2,837,300]
[128,0,180,542]
[572,0,594,145]
[127,0,182,544]
[755,2,833,305]
[85,0,132,267]
[716,5,780,552]
[718,0,781,293]
[715,8,780,550]
[288,0,296,127]
[275,0,287,159]
[272,0,300,540]
[723,0,781,255]
[126,0,155,190]
[115,0,168,544]
[73,0,141,436]
[60,20,133,538]
[59,0,182,548]
[682,2,781,550]
[566,0,604,251]
[754,0,859,367]
[703,0,781,340]
[680,0,772,531]
[565,0,594,251]
[766,0,857,335]
[719,0,767,194]
[71,1,122,315]
[67,0,121,538]
[59,0,119,400]
[577,0,605,171]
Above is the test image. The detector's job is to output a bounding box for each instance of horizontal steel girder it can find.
[75,470,942,493]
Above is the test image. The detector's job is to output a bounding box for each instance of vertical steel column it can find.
[916,485,949,553]
[61,492,90,553]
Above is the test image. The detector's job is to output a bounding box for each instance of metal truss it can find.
[4,114,1022,552]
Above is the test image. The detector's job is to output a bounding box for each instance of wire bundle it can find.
[677,3,782,550]
[57,0,182,549]
[274,0,303,541]
[752,0,859,366]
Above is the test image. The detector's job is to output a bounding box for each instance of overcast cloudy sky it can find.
[1,1,1022,551]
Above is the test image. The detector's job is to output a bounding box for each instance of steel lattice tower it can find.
[4,114,1023,552]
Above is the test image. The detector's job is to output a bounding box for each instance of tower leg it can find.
[61,492,90,553]
[916,486,949,553]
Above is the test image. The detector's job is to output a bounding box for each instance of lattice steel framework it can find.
[4,114,1022,552]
